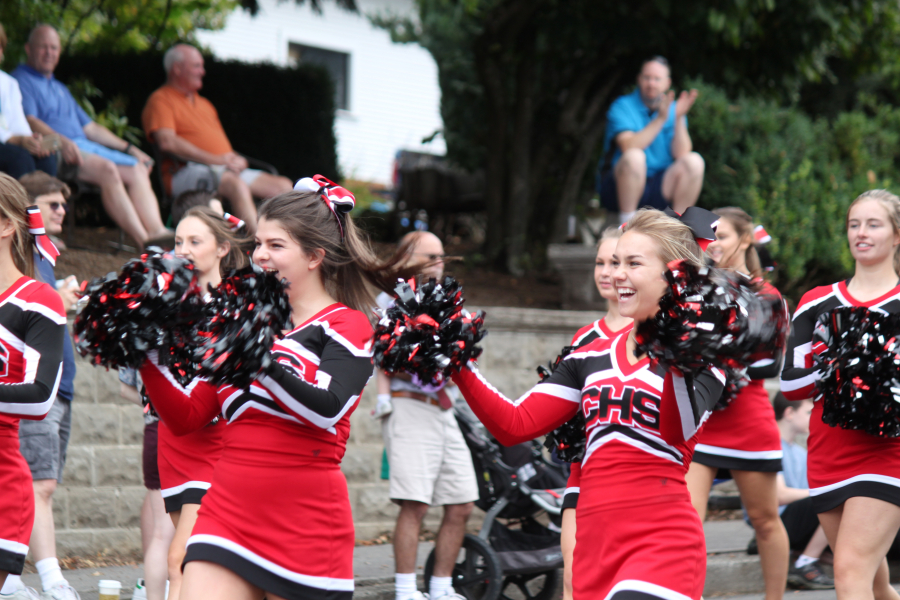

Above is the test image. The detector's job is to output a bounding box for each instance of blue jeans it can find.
[0,141,58,178]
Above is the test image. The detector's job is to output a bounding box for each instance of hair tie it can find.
[27,205,60,266]
[294,174,356,240]
[664,207,719,251]
[222,213,245,232]
[753,225,772,245]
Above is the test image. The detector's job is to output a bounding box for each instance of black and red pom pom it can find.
[540,346,586,462]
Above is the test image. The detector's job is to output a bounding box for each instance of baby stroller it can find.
[423,408,568,600]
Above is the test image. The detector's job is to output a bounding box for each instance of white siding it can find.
[195,0,446,184]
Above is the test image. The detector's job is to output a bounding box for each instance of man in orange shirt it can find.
[142,45,292,233]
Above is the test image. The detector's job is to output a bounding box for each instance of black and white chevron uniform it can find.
[0,276,65,575]
[453,333,724,600]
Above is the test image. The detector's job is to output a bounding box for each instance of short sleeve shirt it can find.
[12,65,91,141]
[0,71,33,143]
[602,88,680,177]
[142,85,232,154]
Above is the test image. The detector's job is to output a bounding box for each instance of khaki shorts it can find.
[382,397,479,506]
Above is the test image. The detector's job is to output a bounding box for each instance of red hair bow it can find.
[753,225,772,245]
[27,206,60,266]
[223,213,245,232]
[294,174,356,239]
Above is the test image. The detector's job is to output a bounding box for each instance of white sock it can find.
[36,557,67,590]
[429,576,452,599]
[395,572,417,600]
[794,554,817,569]
[619,211,636,225]
[1,575,22,595]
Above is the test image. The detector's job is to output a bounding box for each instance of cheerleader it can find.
[452,208,725,600]
[140,178,409,600]
[561,226,633,600]
[781,190,900,600]
[685,208,789,600]
[0,174,65,591]
[161,206,249,600]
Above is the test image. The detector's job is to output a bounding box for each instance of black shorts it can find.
[780,497,821,551]
[598,168,669,213]
[143,421,161,490]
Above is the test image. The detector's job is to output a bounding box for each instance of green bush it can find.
[53,51,339,183]
[690,82,900,303]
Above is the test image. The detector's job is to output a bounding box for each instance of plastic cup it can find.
[98,580,122,600]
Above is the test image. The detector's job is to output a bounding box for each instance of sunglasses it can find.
[42,202,67,212]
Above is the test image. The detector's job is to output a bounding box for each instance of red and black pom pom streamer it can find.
[540,346,586,462]
[374,276,487,386]
[813,306,900,438]
[634,260,789,407]
[192,264,293,389]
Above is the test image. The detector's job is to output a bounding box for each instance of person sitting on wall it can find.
[12,24,173,249]
[142,44,293,235]
[597,56,705,224]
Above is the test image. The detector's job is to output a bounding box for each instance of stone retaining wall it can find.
[55,307,602,557]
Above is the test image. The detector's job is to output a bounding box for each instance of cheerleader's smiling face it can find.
[707,217,749,270]
[594,238,620,301]
[613,231,668,322]
[174,216,228,283]
[847,199,900,267]
[253,217,324,298]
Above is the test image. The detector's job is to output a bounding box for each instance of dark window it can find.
[288,43,350,111]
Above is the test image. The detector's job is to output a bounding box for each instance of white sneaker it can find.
[0,585,41,600]
[432,593,465,599]
[372,401,393,419]
[400,593,428,600]
[39,584,80,600]
[132,579,147,600]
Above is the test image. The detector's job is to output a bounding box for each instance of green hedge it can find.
[690,82,900,303]
[53,51,339,183]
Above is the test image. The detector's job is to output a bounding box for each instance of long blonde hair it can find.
[621,209,703,268]
[0,174,34,278]
[847,189,900,275]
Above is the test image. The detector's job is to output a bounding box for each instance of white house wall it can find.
[195,0,447,184]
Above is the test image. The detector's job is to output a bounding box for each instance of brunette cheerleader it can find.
[160,207,249,600]
[686,208,789,600]
[560,226,633,600]
[781,190,900,600]
[452,209,725,600]
[140,178,410,600]
[0,174,65,591]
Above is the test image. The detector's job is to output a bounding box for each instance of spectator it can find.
[377,231,476,600]
[772,393,835,590]
[0,22,57,178]
[13,172,79,600]
[597,56,704,224]
[142,44,293,234]
[12,24,173,250]
[169,189,224,226]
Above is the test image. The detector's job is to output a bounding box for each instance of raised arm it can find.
[451,359,582,447]
[659,367,725,445]
[139,352,221,435]
[780,290,822,401]
[0,300,65,420]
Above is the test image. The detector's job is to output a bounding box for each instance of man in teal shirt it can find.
[598,57,705,224]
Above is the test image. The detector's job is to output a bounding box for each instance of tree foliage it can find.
[374,0,900,274]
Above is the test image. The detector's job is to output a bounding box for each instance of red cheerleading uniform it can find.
[157,417,225,512]
[454,334,725,600]
[781,281,900,513]
[563,317,633,510]
[141,304,373,600]
[693,282,785,473]
[0,277,65,575]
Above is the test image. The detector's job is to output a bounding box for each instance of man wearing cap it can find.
[597,56,705,224]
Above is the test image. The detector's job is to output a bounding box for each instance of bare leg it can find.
[394,500,429,574]
[685,461,717,522]
[661,151,705,213]
[249,173,292,200]
[116,163,170,238]
[218,172,257,235]
[167,503,201,600]
[733,470,788,600]
[29,479,58,564]
[0,571,7,593]
[613,148,647,214]
[432,502,473,578]
[802,525,830,560]
[561,508,576,600]
[78,154,150,247]
[179,561,264,600]
[144,490,175,600]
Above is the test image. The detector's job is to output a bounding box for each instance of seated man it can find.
[597,56,704,224]
[12,24,172,249]
[0,21,57,178]
[773,393,834,590]
[142,44,293,234]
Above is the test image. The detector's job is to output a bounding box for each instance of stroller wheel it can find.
[500,569,561,600]
[424,533,503,600]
